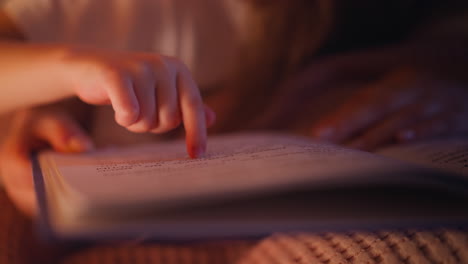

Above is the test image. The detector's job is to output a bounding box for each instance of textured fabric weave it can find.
[238,231,468,264]
[0,189,467,264]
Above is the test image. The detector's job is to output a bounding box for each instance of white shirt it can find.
[3,0,250,145]
[3,0,247,88]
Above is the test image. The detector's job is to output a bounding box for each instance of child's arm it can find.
[0,10,76,111]
[0,10,215,158]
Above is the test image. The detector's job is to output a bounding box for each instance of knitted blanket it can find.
[1,190,466,264]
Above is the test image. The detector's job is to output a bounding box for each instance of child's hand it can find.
[59,47,215,158]
[0,108,94,216]
[257,42,468,150]
[1,43,215,157]
[310,68,468,150]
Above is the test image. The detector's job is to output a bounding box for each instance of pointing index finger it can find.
[176,66,207,158]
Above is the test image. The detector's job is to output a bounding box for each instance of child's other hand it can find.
[310,68,468,150]
[0,108,94,216]
[264,42,468,151]
[60,48,215,158]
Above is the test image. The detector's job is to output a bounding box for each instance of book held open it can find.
[33,133,468,241]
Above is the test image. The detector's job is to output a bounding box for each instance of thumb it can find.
[32,112,94,153]
[0,110,94,217]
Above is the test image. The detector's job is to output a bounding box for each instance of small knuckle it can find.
[148,63,171,82]
[134,60,154,79]
[116,106,139,126]
[162,112,182,130]
[151,111,181,133]
[139,120,153,132]
[126,126,145,134]
[169,57,186,68]
[125,104,140,118]
[165,56,188,73]
[127,122,150,133]
[126,111,158,132]
[147,54,165,67]
[152,125,173,134]
[160,61,173,76]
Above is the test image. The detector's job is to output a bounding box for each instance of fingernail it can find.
[67,138,83,152]
[191,146,206,159]
[68,137,94,152]
[398,130,415,142]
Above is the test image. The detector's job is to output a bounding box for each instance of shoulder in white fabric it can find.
[3,0,244,86]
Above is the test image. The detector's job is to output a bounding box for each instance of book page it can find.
[39,133,416,216]
[377,138,468,176]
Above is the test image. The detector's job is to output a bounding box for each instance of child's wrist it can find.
[42,45,80,98]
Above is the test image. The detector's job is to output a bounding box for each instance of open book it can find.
[33,133,468,241]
